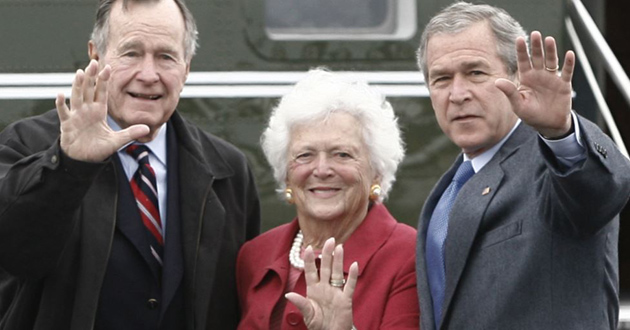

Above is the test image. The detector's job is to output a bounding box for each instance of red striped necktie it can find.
[126,144,164,266]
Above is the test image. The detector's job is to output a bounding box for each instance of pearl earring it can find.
[369,184,382,201]
[285,188,294,204]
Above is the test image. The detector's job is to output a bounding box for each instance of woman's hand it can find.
[285,237,359,330]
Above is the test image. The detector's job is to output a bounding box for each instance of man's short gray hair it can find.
[90,0,198,60]
[417,1,527,82]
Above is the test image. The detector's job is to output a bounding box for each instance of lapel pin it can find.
[482,187,491,196]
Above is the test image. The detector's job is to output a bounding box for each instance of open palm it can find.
[285,238,359,330]
[56,60,149,162]
[495,31,575,138]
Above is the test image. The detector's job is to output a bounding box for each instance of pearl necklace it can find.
[289,230,304,269]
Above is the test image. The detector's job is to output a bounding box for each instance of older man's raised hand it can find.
[55,60,149,162]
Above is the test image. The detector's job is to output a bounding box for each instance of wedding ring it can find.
[330,278,346,287]
[545,65,559,72]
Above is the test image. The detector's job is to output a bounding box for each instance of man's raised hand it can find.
[56,60,149,162]
[495,31,575,138]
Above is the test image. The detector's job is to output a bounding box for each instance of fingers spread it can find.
[285,292,314,321]
[95,65,111,104]
[117,124,150,145]
[529,31,544,70]
[318,238,336,284]
[515,37,531,73]
[544,36,559,71]
[55,94,69,121]
[82,60,99,104]
[331,244,344,280]
[70,69,85,111]
[561,50,576,82]
[495,78,519,99]
[303,246,319,285]
[343,261,359,297]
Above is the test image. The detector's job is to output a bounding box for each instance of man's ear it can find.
[88,41,100,61]
[180,61,192,93]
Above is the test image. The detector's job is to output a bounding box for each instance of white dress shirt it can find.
[107,116,169,237]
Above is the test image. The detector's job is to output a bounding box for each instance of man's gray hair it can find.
[90,0,198,60]
[417,1,527,82]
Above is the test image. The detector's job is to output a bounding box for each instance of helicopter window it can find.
[264,0,416,40]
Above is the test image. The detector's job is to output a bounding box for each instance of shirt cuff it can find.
[540,111,586,168]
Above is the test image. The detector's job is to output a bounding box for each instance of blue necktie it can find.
[425,160,474,327]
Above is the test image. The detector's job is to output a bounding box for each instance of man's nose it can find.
[136,56,160,83]
[449,75,471,104]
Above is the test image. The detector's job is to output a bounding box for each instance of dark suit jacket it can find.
[93,127,186,329]
[417,116,630,330]
[0,109,261,329]
[237,203,419,330]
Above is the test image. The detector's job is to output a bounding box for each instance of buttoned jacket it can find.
[237,203,419,330]
[416,116,630,330]
[0,109,261,329]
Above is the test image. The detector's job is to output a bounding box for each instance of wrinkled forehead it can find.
[107,0,186,44]
[428,23,497,55]
[289,114,365,147]
[109,0,185,28]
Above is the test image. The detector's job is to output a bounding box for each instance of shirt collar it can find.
[107,115,168,167]
[465,119,521,173]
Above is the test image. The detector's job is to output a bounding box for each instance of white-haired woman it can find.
[236,68,419,330]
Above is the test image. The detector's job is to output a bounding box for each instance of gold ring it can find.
[329,278,345,287]
[545,65,559,72]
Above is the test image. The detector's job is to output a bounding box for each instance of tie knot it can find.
[453,160,474,184]
[125,144,151,164]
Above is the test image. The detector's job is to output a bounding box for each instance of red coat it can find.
[236,203,419,330]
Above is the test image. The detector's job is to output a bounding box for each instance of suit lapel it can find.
[169,112,234,328]
[438,124,532,327]
[439,162,504,326]
[179,145,219,328]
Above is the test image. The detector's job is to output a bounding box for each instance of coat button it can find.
[147,298,159,310]
[286,311,301,325]
[51,155,58,164]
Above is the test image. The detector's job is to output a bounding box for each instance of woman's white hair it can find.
[261,68,405,202]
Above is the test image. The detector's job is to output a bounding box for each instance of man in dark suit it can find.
[0,0,260,329]
[415,2,630,329]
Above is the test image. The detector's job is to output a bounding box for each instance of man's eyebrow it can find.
[460,60,489,70]
[155,45,180,55]
[119,40,142,51]
[117,40,181,56]
[429,60,490,78]
[428,67,449,78]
